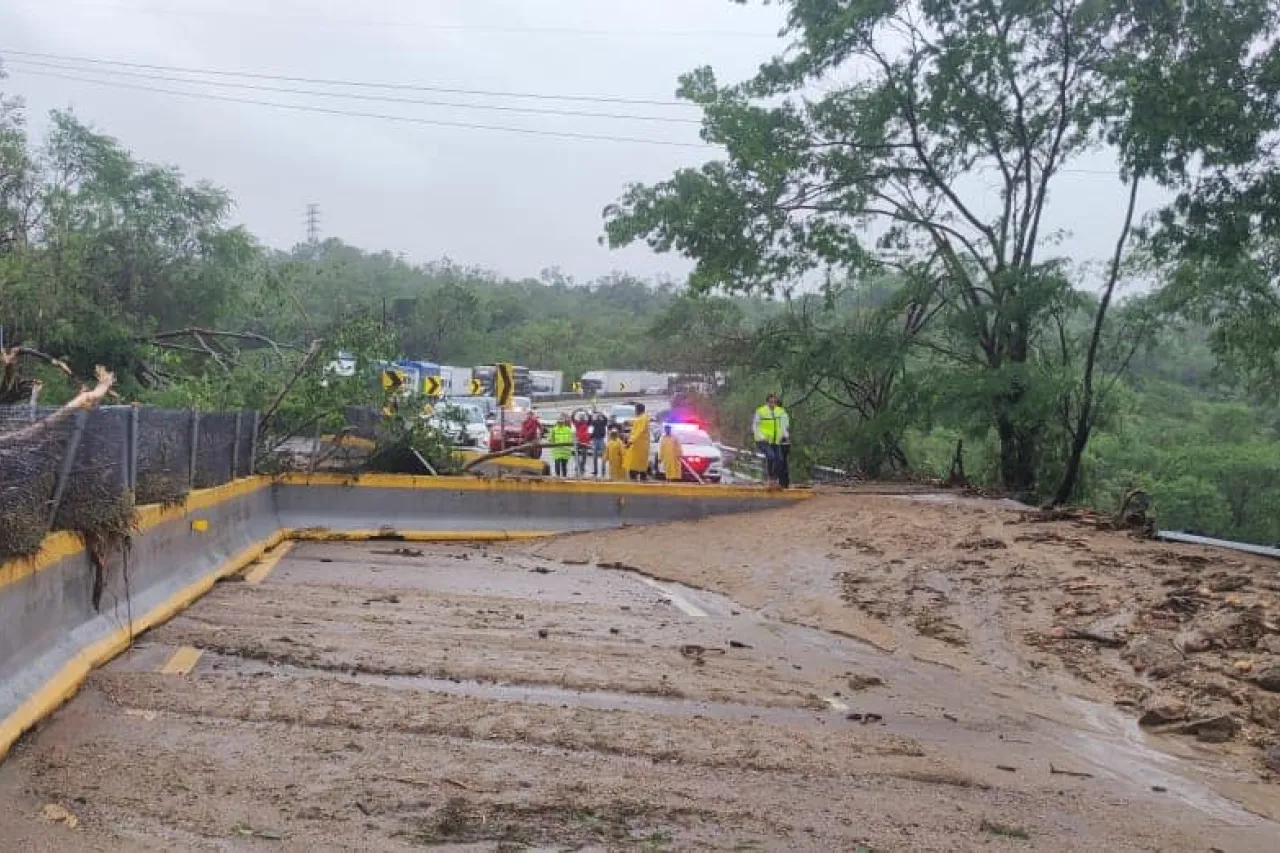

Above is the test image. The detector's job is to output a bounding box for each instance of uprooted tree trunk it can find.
[0,365,116,444]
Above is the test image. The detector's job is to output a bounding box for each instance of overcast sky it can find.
[1,0,1151,285]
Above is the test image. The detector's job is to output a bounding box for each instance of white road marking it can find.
[637,576,707,618]
[823,697,850,712]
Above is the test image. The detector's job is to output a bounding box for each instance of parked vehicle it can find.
[610,403,638,436]
[530,370,563,396]
[425,402,488,447]
[649,423,723,483]
[580,370,669,396]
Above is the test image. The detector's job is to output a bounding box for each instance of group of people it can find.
[534,392,793,488]
[540,402,685,481]
[543,403,637,480]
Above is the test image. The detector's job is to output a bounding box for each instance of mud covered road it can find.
[1,496,1278,850]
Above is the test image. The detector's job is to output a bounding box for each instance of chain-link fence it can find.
[0,405,258,561]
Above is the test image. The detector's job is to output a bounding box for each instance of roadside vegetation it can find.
[4,0,1280,552]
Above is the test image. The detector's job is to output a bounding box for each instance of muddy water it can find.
[0,541,1274,851]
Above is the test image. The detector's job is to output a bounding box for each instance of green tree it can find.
[604,0,1278,499]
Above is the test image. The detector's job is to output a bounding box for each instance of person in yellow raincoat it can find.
[604,428,627,480]
[657,425,683,481]
[623,402,652,480]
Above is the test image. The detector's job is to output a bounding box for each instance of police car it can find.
[649,421,723,483]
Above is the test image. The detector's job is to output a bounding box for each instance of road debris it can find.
[39,804,79,829]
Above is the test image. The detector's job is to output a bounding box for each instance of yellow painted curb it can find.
[242,541,295,585]
[0,527,285,761]
[286,528,554,543]
[281,471,813,502]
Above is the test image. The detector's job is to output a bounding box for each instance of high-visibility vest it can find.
[754,405,788,443]
[550,425,575,460]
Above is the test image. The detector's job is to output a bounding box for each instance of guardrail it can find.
[717,443,851,485]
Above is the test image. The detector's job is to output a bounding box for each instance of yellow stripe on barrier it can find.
[0,527,286,761]
[280,472,812,502]
[159,646,203,675]
[0,477,273,593]
[242,541,295,585]
[286,529,554,543]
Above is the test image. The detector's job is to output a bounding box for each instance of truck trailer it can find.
[580,370,669,396]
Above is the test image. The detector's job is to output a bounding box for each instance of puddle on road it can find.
[208,651,830,726]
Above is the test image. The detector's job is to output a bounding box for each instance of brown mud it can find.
[0,492,1276,850]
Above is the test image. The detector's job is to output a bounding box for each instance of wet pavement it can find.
[1,541,1276,850]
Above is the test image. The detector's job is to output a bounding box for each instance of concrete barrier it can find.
[0,474,809,759]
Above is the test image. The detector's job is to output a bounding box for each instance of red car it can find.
[488,410,540,457]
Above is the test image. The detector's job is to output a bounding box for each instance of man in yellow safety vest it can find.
[752,393,790,488]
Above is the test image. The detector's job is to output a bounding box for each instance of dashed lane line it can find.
[637,575,707,618]
[160,646,203,675]
[243,541,295,585]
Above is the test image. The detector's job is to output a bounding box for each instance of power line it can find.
[0,48,694,108]
[2,57,701,124]
[2,0,782,39]
[6,67,712,148]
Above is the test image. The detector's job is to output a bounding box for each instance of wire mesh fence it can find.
[0,404,259,561]
[52,407,133,535]
[136,408,195,506]
[0,405,75,558]
[193,412,239,489]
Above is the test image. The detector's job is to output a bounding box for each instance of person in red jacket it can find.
[520,409,541,458]
[573,413,592,477]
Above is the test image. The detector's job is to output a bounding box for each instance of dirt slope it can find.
[522,490,1280,795]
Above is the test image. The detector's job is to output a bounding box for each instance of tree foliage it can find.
[604,0,1280,498]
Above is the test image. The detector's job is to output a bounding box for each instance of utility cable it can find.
[6,66,712,148]
[0,48,695,107]
[2,57,700,123]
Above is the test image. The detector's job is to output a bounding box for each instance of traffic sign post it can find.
[423,376,443,398]
[494,362,515,408]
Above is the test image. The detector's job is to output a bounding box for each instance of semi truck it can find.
[439,365,474,396]
[473,364,532,397]
[580,370,669,396]
[530,370,563,396]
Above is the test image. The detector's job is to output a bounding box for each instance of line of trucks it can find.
[330,353,672,399]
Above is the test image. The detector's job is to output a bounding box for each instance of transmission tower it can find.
[305,203,321,243]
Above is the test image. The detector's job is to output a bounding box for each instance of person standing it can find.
[657,425,683,482]
[604,427,627,480]
[549,415,574,478]
[589,409,609,477]
[752,393,790,488]
[624,402,652,481]
[521,409,542,458]
[573,413,591,477]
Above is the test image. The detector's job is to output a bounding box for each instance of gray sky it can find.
[1,0,1149,285]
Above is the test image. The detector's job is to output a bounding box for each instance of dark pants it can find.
[629,469,648,481]
[757,441,782,481]
[591,438,605,475]
[778,442,791,489]
[554,458,568,477]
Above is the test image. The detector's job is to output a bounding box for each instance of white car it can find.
[649,424,723,483]
[426,403,489,447]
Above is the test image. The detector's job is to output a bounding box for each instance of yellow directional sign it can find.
[468,378,484,396]
[494,362,515,408]
[423,376,443,398]
[571,381,582,393]
[619,382,627,392]
[381,368,405,392]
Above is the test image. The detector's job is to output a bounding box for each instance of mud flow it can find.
[1,525,1277,851]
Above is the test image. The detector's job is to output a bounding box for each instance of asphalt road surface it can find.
[1,539,1270,850]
